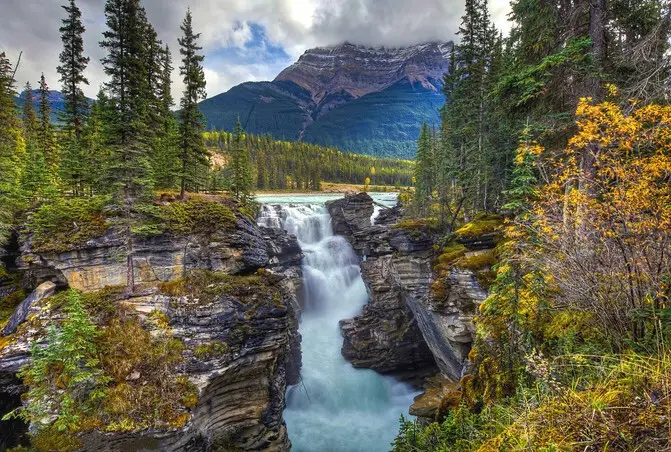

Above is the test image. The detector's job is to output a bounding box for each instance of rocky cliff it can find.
[327,194,437,382]
[275,42,452,115]
[328,193,490,384]
[0,201,303,451]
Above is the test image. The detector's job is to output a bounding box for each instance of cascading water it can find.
[258,197,417,452]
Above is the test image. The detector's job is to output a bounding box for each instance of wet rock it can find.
[325,192,375,238]
[409,375,460,423]
[340,254,436,382]
[331,192,490,382]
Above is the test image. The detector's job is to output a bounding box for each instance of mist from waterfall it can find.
[257,199,417,452]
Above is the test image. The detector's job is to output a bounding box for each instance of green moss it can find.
[194,340,229,360]
[393,217,439,231]
[437,242,468,266]
[159,269,284,308]
[134,197,238,237]
[27,196,111,254]
[454,213,504,239]
[456,250,498,270]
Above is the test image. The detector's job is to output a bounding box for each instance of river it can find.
[257,193,417,452]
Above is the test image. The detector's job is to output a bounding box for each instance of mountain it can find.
[14,90,94,123]
[199,42,452,159]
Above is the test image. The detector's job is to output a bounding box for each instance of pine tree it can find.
[229,120,253,206]
[38,74,60,187]
[177,8,208,198]
[57,0,90,139]
[100,0,154,200]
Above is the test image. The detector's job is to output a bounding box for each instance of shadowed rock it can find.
[1,281,56,336]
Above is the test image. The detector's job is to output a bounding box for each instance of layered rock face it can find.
[330,193,489,383]
[276,42,452,111]
[327,195,437,382]
[0,210,303,451]
[17,215,280,293]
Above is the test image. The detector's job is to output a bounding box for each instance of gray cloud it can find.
[2,0,511,99]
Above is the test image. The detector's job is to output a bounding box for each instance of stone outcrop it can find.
[276,42,453,108]
[0,209,304,451]
[17,214,275,293]
[328,194,437,381]
[332,193,489,383]
[1,281,55,335]
[325,192,375,238]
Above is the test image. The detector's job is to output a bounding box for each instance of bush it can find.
[454,214,504,239]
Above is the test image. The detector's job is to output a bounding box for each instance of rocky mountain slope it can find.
[14,90,94,123]
[199,42,452,159]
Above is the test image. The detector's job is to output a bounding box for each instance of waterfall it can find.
[258,200,417,452]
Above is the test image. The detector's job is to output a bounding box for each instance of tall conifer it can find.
[38,74,60,186]
[177,8,208,198]
[57,0,90,138]
[100,0,153,200]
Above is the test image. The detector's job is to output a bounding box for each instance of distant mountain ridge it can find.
[14,90,93,123]
[199,42,452,158]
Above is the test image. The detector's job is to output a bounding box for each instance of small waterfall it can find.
[258,201,417,452]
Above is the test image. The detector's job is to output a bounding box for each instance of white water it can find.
[257,195,417,452]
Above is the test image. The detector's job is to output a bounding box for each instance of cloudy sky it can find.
[3,0,512,100]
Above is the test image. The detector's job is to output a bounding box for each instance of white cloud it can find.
[1,0,512,99]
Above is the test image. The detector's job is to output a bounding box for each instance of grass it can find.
[395,351,671,452]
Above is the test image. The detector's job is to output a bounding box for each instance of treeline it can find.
[204,130,414,190]
[412,0,670,225]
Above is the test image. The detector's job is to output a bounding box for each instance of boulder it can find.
[1,281,56,336]
[325,192,375,238]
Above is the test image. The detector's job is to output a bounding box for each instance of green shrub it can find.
[28,196,111,253]
[132,198,238,236]
[194,341,229,360]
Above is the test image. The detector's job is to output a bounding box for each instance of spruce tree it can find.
[57,0,90,139]
[22,79,46,198]
[22,83,38,135]
[177,8,208,199]
[152,45,180,189]
[413,122,432,216]
[100,0,154,200]
[38,74,60,187]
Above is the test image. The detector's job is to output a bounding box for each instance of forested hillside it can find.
[204,130,413,191]
[395,0,671,450]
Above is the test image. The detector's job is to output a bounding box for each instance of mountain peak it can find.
[274,41,453,105]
